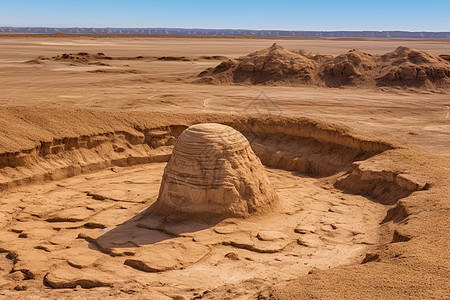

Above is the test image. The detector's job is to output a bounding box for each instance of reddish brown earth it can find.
[0,36,449,299]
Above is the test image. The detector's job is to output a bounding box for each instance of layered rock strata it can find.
[152,123,279,217]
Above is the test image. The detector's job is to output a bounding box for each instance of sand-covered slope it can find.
[0,106,392,190]
[199,44,450,89]
[264,152,450,299]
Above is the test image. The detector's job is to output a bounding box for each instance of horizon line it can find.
[1,26,450,33]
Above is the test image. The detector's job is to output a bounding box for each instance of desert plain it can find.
[0,35,449,299]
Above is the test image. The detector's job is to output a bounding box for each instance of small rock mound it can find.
[320,50,377,87]
[44,266,114,288]
[26,52,113,65]
[199,43,316,85]
[376,46,450,88]
[52,52,112,63]
[151,123,279,218]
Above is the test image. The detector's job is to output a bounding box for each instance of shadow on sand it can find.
[90,202,225,253]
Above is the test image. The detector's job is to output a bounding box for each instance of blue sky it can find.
[1,0,449,31]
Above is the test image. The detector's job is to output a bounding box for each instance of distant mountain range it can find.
[1,27,450,38]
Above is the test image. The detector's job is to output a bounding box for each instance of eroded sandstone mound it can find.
[151,123,279,217]
[319,50,377,87]
[376,46,450,88]
[199,43,317,84]
[199,44,450,89]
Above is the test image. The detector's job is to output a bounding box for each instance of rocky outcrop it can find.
[0,130,174,191]
[150,123,279,218]
[334,152,431,204]
[319,50,377,87]
[199,43,317,84]
[124,241,210,272]
[376,46,450,88]
[44,266,115,288]
[199,45,450,89]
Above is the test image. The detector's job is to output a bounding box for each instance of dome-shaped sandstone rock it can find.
[152,123,278,217]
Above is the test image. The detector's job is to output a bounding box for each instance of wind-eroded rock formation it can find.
[151,123,279,217]
[376,46,450,88]
[199,43,316,84]
[199,44,450,89]
[319,50,377,87]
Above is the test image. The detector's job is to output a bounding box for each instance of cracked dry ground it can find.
[0,162,385,299]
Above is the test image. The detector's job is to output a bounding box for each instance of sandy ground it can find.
[0,36,449,156]
[0,163,385,299]
[0,36,449,299]
[1,36,450,59]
